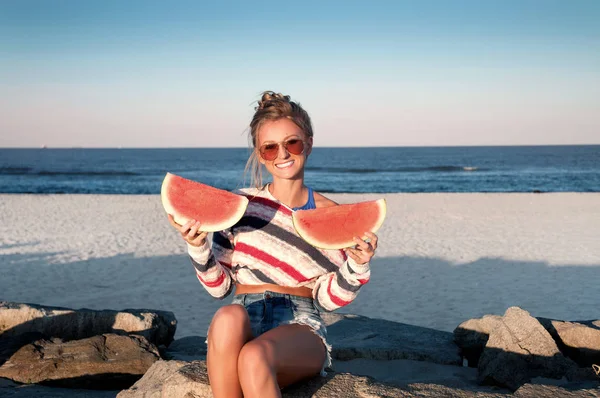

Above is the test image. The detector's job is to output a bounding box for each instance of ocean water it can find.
[0,145,599,194]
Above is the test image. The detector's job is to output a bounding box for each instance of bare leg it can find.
[237,324,326,398]
[206,304,253,398]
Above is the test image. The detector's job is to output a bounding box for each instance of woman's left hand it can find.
[346,232,378,265]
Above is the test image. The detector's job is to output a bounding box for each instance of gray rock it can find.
[394,383,511,397]
[538,318,600,367]
[0,333,159,390]
[455,314,600,370]
[163,336,207,361]
[0,301,177,348]
[454,315,503,367]
[0,377,118,397]
[478,307,578,391]
[321,313,462,366]
[116,360,190,398]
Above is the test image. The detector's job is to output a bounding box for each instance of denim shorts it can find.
[231,290,332,376]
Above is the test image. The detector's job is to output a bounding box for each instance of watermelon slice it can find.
[161,173,248,232]
[292,199,386,249]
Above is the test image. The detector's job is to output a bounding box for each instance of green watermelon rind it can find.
[292,199,386,250]
[161,172,249,232]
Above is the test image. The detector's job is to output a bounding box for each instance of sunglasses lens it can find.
[259,139,305,160]
[260,144,278,160]
[285,139,304,155]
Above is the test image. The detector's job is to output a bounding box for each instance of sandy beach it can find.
[1,193,599,339]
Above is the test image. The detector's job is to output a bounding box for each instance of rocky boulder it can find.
[0,301,177,348]
[478,307,578,391]
[455,313,600,370]
[0,333,160,390]
[538,318,600,367]
[454,314,502,367]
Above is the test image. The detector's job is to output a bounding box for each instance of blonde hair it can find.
[244,91,314,189]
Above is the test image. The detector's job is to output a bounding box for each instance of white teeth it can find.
[276,161,294,169]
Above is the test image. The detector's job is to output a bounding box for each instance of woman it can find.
[168,91,378,398]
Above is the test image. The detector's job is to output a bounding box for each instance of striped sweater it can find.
[186,187,371,311]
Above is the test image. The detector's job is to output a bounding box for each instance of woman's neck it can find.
[268,179,308,209]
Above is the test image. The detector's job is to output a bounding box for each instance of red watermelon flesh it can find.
[292,199,386,249]
[161,173,248,232]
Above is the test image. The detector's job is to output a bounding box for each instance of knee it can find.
[207,304,249,351]
[238,339,276,375]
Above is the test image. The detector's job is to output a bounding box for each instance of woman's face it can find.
[257,118,312,181]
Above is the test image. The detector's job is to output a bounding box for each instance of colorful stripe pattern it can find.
[187,187,371,311]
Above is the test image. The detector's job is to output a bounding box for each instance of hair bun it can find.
[256,91,291,110]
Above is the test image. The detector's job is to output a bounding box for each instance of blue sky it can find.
[1,0,599,147]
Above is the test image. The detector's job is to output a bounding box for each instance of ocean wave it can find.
[0,167,139,176]
[306,166,481,173]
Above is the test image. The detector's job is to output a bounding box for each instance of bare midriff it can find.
[235,283,313,298]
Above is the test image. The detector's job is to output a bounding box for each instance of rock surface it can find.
[162,336,207,361]
[118,359,600,398]
[0,334,159,390]
[454,315,503,366]
[455,314,600,370]
[322,313,462,365]
[538,318,600,367]
[513,383,600,398]
[478,307,578,391]
[0,302,177,348]
[0,377,119,397]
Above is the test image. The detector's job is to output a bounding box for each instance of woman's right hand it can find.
[167,214,208,247]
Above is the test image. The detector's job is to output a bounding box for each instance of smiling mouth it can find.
[275,160,294,169]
